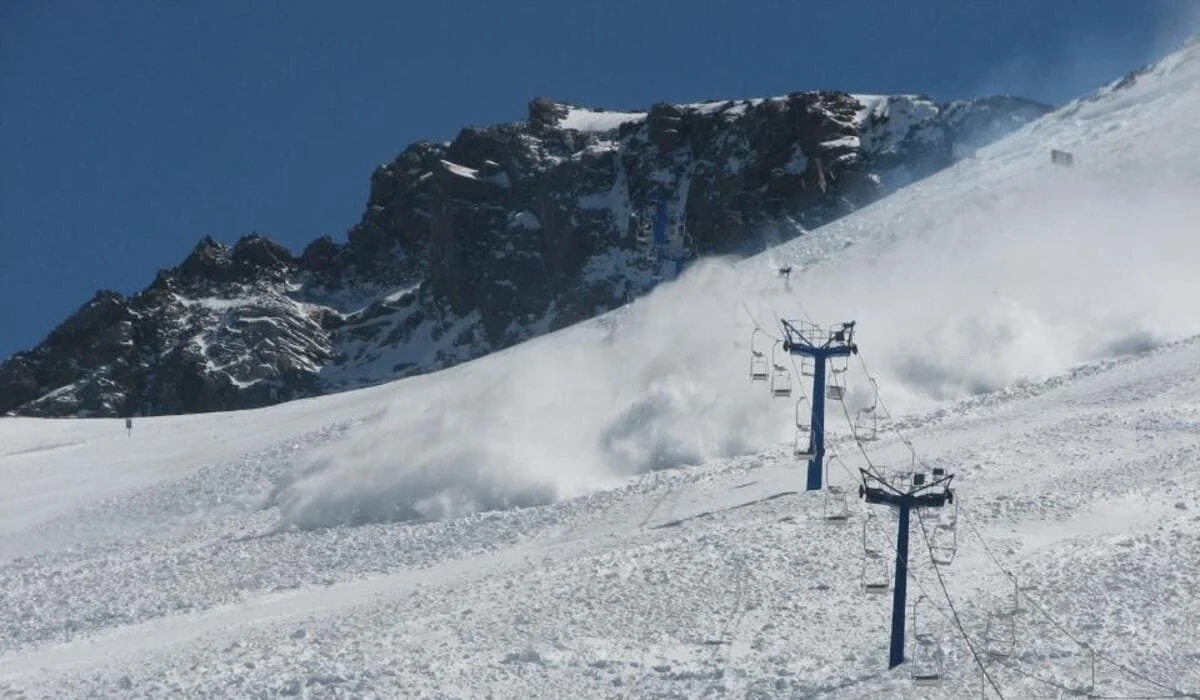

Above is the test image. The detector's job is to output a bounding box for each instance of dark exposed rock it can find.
[300,236,339,272]
[0,91,1051,417]
[178,236,232,282]
[232,234,294,270]
[528,97,569,128]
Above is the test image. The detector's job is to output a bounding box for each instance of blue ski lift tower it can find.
[780,319,858,491]
[859,467,955,670]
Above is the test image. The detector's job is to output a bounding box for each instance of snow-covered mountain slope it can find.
[1,39,1199,699]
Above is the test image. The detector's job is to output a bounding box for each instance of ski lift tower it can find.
[859,467,955,670]
[780,319,858,491]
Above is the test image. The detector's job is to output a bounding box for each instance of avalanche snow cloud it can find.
[276,41,1200,529]
[273,261,784,529]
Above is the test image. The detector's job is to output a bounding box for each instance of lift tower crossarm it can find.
[859,468,956,671]
[779,319,858,491]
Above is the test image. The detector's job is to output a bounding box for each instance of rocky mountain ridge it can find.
[1,90,1051,417]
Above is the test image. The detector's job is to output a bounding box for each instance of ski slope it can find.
[2,40,1200,698]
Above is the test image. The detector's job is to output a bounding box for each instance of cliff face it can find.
[0,91,1050,417]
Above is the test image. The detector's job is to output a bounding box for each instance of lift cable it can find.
[990,654,1089,697]
[958,509,1197,699]
[740,301,782,344]
[991,654,1194,700]
[853,348,1197,700]
[914,508,1007,698]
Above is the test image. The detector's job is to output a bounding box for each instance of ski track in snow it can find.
[3,40,1200,700]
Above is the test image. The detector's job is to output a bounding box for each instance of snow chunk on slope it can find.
[559,108,646,132]
[853,94,940,154]
[439,159,511,188]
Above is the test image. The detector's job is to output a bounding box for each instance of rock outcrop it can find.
[1,91,1050,417]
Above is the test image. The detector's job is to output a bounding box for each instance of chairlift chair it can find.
[937,495,959,530]
[823,485,850,522]
[750,352,769,382]
[930,526,958,566]
[930,500,959,565]
[853,407,879,441]
[911,645,943,685]
[793,400,814,460]
[749,329,770,382]
[827,373,845,401]
[982,575,1020,656]
[827,357,848,400]
[770,342,792,397]
[862,553,890,595]
[911,595,943,684]
[912,595,936,643]
[911,669,941,686]
[861,511,886,560]
[853,378,880,441]
[983,611,1016,657]
[771,365,792,397]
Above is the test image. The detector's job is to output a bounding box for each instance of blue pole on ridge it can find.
[653,198,668,247]
[808,354,827,491]
[890,499,912,669]
[860,469,955,672]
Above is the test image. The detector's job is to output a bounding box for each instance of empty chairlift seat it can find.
[853,378,880,441]
[827,358,848,401]
[750,352,769,382]
[749,329,770,381]
[794,400,815,460]
[983,611,1016,657]
[862,556,890,594]
[911,646,943,685]
[770,342,792,397]
[930,498,959,565]
[861,511,889,593]
[911,595,943,684]
[983,576,1020,657]
[827,375,845,401]
[823,485,850,522]
[771,364,792,397]
[854,406,878,441]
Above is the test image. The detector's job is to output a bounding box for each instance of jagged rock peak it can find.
[300,235,340,272]
[231,233,294,268]
[177,235,231,280]
[48,290,132,346]
[172,233,296,286]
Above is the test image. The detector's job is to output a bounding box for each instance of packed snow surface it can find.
[2,41,1200,698]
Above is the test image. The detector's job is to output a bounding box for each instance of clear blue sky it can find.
[1,1,1195,360]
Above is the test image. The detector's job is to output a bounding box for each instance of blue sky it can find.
[1,0,1195,360]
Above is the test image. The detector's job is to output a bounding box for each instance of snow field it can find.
[0,37,1198,700]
